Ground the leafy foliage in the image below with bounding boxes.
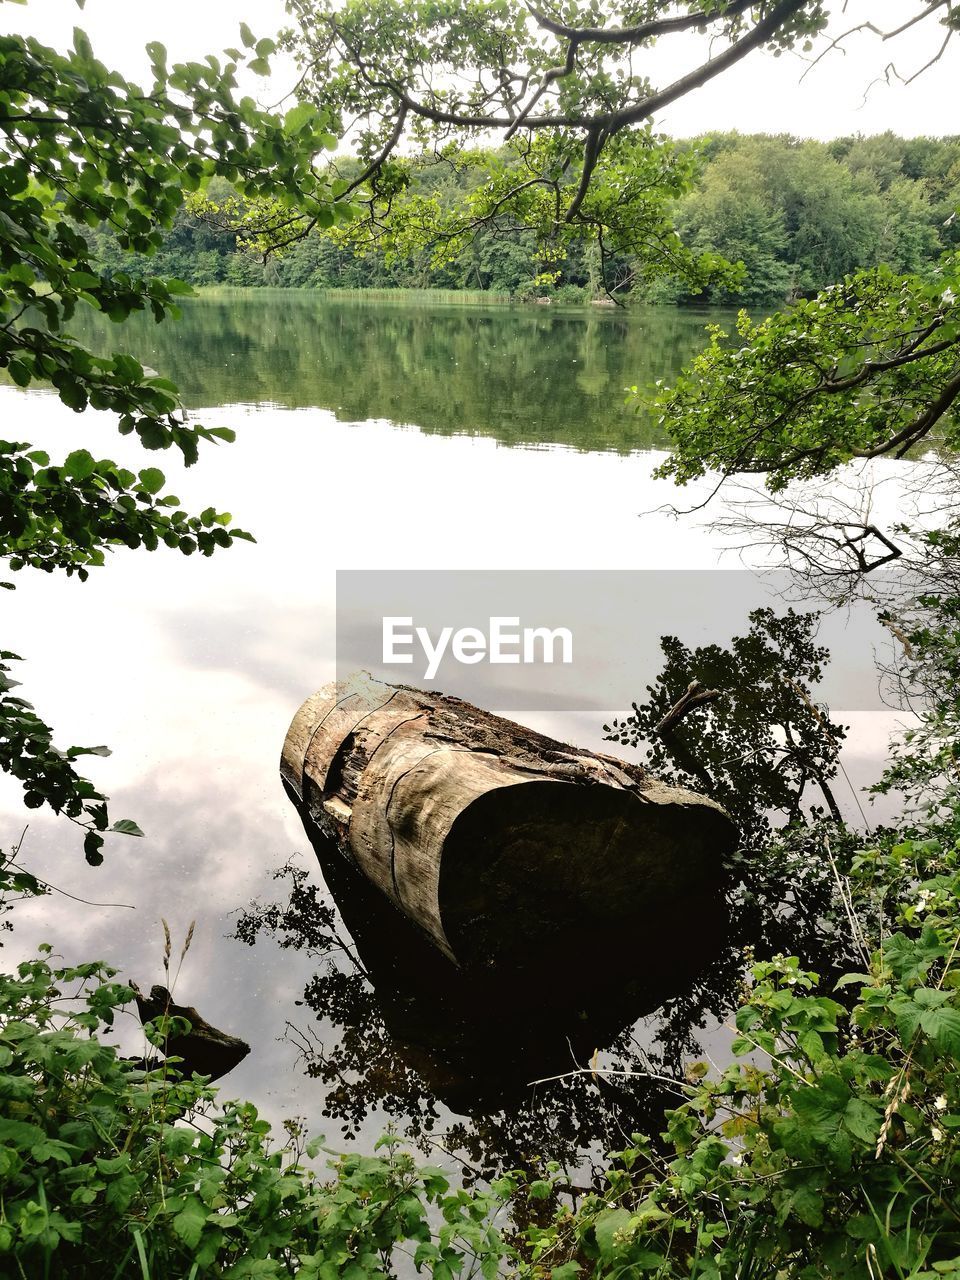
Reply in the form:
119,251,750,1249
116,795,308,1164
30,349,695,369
518,822,960,1279
0,652,141,864
0,20,348,451
85,132,960,304
0,948,516,1276
651,259,960,488
874,533,960,825
9,699,960,1277
0,7,354,845
283,0,830,246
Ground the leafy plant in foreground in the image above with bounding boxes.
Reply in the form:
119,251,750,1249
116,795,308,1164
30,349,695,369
516,821,960,1280
0,946,516,1277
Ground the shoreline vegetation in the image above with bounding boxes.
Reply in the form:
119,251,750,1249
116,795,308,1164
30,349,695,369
192,284,516,304
87,132,960,309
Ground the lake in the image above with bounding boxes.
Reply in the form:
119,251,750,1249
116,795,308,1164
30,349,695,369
0,291,906,1182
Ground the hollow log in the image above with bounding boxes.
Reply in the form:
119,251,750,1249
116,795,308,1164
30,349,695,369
281,674,736,969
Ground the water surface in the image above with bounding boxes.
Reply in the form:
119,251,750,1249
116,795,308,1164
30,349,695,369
62,290,728,451
1,292,903,1183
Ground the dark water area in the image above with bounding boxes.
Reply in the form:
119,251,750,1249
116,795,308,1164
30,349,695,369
232,792,730,1184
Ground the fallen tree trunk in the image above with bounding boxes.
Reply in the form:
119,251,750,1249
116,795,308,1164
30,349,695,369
281,674,735,969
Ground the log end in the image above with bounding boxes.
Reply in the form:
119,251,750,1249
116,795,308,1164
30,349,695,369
439,778,735,985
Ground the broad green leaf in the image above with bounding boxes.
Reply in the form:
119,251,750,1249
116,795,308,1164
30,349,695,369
64,449,97,479
111,818,145,836
593,1208,633,1261
172,1194,207,1248
921,1007,960,1057
138,467,165,495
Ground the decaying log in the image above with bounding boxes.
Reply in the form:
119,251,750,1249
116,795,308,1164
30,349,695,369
131,983,250,1081
282,674,736,970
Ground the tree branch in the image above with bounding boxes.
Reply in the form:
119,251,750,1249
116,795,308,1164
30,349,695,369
525,0,756,48
655,680,721,736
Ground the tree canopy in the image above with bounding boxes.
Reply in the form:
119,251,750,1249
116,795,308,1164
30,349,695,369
84,133,960,305
652,258,960,489
285,0,831,221
274,3,957,277
268,0,960,493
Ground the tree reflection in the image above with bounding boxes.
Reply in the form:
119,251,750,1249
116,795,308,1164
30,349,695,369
606,607,848,847
59,293,724,452
236,807,704,1184
606,606,865,1059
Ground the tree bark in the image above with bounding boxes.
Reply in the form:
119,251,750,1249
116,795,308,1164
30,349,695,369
281,674,736,969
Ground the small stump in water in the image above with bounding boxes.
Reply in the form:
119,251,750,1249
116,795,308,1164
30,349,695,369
281,674,735,987
131,984,250,1081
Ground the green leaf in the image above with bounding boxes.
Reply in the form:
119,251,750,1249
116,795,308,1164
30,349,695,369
172,1195,207,1249
0,1119,45,1146
921,1007,960,1057
284,103,316,134
136,421,168,450
145,41,167,68
844,1098,880,1144
84,831,104,866
112,353,144,383
31,1138,76,1165
68,270,100,289
593,1208,632,1261
111,818,144,837
788,1183,824,1228
137,467,165,495
64,449,97,480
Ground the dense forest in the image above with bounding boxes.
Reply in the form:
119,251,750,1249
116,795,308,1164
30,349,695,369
87,131,960,305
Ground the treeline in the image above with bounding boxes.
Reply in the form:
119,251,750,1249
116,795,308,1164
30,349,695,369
88,131,960,305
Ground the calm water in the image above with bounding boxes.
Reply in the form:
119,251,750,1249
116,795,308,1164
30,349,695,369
61,289,728,451
1,292,903,1184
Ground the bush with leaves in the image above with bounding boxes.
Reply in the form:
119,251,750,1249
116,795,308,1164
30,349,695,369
516,819,960,1280
9,810,960,1277
0,941,516,1277
649,260,960,492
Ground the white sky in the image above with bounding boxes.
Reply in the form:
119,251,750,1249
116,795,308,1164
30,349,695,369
3,0,957,140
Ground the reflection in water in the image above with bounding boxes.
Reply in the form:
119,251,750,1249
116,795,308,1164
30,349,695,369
232,614,867,1183
236,792,730,1182
1,304,896,1174
59,292,728,452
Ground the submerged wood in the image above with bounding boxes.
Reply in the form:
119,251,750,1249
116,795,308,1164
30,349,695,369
281,674,735,967
293,811,730,1113
132,983,250,1081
